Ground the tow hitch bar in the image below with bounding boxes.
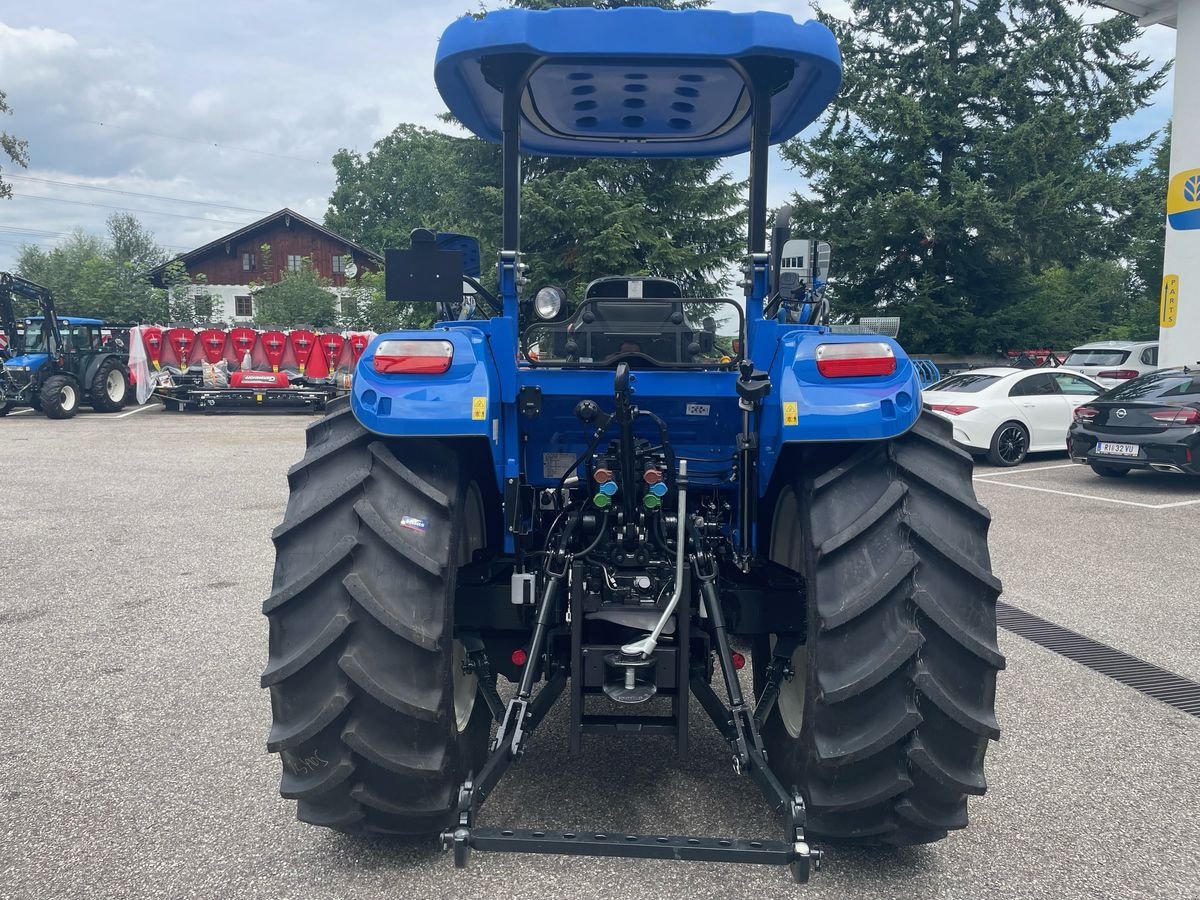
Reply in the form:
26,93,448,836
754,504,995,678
443,783,822,883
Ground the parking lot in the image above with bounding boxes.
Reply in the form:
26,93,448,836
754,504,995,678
1,409,1198,900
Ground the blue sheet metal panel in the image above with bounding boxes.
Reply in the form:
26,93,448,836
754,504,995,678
435,8,841,158
758,327,922,489
26,316,105,326
3,352,48,371
351,327,498,443
515,367,741,487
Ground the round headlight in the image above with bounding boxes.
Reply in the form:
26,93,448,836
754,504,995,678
534,286,565,320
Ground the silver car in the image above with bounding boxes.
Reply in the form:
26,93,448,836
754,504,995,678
1060,340,1159,389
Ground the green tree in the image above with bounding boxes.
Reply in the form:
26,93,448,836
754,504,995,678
252,259,339,327
782,0,1167,353
15,214,168,321
16,231,110,315
326,125,492,255
337,269,409,332
1108,126,1171,340
160,259,213,325
326,0,745,302
1,89,29,200
105,213,168,322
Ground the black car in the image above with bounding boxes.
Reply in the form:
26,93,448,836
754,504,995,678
1068,368,1200,477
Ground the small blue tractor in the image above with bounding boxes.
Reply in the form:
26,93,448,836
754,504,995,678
0,272,132,418
262,7,1003,883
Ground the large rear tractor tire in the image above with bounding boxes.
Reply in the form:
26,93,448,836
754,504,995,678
90,358,130,412
758,411,1003,845
262,397,492,835
40,374,80,419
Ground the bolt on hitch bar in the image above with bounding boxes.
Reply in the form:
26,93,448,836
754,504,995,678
442,643,823,883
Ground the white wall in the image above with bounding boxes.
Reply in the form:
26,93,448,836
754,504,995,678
194,283,352,324
1160,0,1200,367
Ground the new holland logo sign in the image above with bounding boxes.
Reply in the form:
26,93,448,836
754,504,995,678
1167,168,1200,231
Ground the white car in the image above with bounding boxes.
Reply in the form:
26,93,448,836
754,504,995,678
1059,340,1159,389
923,367,1107,466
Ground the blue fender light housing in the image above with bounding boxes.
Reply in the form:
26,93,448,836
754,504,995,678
816,342,896,378
374,339,454,375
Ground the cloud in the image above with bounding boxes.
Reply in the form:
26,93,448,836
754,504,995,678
0,2,1177,273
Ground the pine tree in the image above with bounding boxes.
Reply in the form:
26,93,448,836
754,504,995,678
781,0,1166,353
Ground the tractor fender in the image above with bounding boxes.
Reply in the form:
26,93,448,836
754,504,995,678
351,325,499,450
758,329,923,491
80,352,128,393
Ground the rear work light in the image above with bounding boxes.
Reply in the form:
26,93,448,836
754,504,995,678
816,342,896,378
1074,406,1099,424
373,339,454,374
1150,408,1200,425
1097,369,1139,380
928,403,977,416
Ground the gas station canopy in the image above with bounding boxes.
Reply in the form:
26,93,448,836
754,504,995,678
1098,0,1178,27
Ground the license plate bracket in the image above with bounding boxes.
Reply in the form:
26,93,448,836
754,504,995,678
1095,442,1139,457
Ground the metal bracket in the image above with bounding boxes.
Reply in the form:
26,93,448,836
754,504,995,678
753,641,797,731
444,778,477,869
461,641,506,723
492,695,529,752
786,793,823,884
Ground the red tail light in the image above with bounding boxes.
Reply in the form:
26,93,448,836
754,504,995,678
928,403,977,416
816,342,896,378
373,339,453,374
1097,369,1139,380
1074,406,1098,423
1150,408,1200,425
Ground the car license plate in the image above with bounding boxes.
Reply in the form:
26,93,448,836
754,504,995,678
1095,442,1139,457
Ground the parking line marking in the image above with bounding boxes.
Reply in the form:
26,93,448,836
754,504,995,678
973,478,1200,509
110,404,156,419
7,407,35,415
974,464,1077,478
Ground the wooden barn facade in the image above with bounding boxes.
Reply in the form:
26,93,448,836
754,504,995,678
147,208,382,322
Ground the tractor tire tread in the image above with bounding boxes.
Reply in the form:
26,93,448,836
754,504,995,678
263,405,488,835
89,357,129,413
763,410,1002,845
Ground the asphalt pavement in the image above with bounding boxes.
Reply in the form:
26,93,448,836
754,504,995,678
1,410,1197,900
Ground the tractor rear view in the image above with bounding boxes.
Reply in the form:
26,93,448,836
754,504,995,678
261,7,1002,884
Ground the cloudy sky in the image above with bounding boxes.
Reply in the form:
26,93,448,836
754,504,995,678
0,1,1178,272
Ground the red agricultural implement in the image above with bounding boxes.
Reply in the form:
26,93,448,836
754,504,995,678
141,324,369,412
1005,348,1064,368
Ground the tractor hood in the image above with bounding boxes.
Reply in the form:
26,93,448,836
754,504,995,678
435,7,842,158
3,352,49,371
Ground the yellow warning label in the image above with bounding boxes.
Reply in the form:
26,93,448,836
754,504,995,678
472,396,487,420
783,401,799,427
1161,274,1179,328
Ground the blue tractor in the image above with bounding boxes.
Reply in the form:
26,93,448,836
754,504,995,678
0,272,132,418
261,8,1002,883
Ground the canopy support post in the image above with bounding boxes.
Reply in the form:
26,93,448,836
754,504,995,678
747,77,772,260
502,74,521,257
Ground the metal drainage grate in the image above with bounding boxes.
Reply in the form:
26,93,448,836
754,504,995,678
997,602,1200,718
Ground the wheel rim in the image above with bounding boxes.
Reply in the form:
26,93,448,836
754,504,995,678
769,486,808,739
60,384,77,410
452,482,486,733
106,369,124,401
997,425,1027,464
